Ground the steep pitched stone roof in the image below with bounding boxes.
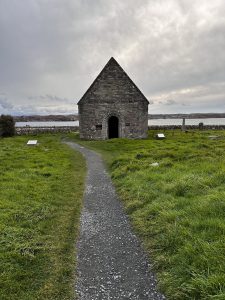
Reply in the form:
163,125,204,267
78,57,149,105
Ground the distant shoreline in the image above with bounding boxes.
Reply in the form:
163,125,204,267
13,114,79,122
12,113,225,122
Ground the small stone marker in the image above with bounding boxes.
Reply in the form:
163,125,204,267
156,133,165,139
199,122,204,130
27,140,38,145
181,118,186,131
150,162,159,167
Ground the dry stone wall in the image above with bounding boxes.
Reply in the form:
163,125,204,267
148,125,225,130
15,125,225,136
16,126,79,135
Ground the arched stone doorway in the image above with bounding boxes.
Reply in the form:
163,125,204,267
108,116,119,139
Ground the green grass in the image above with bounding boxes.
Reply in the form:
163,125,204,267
0,134,86,300
68,130,225,300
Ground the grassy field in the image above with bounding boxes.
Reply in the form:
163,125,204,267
0,134,86,300
69,130,225,300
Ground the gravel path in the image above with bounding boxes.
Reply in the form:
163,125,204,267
67,142,166,300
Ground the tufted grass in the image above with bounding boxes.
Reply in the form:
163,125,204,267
68,130,225,300
0,134,86,300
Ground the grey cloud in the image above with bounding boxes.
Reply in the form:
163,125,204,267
165,99,176,105
157,99,188,106
125,2,225,90
28,95,72,103
0,0,224,114
152,81,225,113
0,97,13,110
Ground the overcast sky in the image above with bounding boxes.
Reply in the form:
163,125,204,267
0,0,225,115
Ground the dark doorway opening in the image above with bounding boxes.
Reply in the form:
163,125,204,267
108,116,119,139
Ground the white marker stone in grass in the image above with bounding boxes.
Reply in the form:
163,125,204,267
156,133,165,139
27,140,38,145
150,162,159,167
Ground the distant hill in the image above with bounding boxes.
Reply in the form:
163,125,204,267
13,113,225,122
14,114,79,122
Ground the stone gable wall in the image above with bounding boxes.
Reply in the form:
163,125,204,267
79,59,148,140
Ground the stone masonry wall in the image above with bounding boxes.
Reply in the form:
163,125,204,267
16,126,79,135
15,124,225,136
79,101,148,140
148,125,225,130
78,58,149,140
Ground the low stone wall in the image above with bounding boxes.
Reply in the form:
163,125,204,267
16,126,79,135
148,125,225,130
16,124,225,136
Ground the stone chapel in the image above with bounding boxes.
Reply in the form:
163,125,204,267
78,57,149,140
